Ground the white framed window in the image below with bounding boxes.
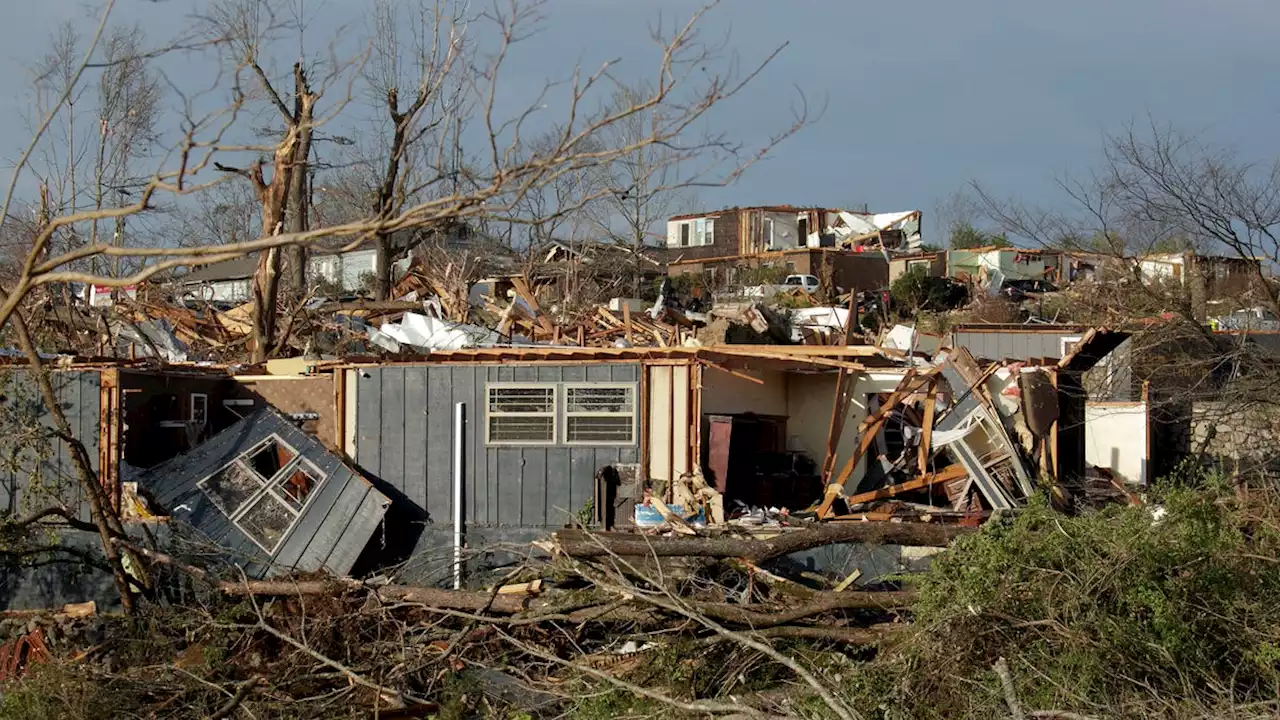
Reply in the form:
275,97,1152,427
703,218,714,245
564,384,636,445
197,435,324,554
190,393,208,429
486,384,557,445
1061,336,1082,359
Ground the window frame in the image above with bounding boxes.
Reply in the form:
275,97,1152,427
190,393,209,430
484,383,559,446
679,222,691,247
1063,335,1119,399
196,434,325,554
562,382,637,447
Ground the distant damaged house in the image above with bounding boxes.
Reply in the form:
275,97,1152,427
657,206,912,294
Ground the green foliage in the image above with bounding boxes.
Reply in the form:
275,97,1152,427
313,276,346,298
665,272,708,298
948,221,1010,249
737,265,790,287
889,268,959,314
575,498,595,527
852,481,1280,718
567,690,664,719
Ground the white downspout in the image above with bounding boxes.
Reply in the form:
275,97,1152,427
453,402,466,590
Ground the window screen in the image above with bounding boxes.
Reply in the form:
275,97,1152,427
565,385,635,444
486,385,556,444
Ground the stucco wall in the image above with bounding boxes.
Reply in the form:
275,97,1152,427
701,368,788,417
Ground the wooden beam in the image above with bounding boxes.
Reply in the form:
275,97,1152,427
623,304,634,344
709,347,868,372
843,464,967,506
697,359,765,385
917,378,936,475
820,368,856,482
818,370,925,519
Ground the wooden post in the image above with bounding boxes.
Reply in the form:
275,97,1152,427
917,378,936,475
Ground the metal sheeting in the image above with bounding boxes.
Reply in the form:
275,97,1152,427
136,407,389,578
353,363,641,529
952,330,1078,363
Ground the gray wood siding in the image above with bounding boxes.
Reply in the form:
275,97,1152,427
354,364,641,529
0,370,100,516
136,407,389,578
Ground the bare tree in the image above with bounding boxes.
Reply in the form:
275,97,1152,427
975,122,1280,479
0,1,802,322
362,0,469,300
589,81,696,253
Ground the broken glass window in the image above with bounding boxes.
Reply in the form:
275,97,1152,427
202,461,260,516
237,493,295,552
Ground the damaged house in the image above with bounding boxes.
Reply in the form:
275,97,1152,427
655,206,916,297
0,362,389,608
327,338,1123,581
0,329,1129,603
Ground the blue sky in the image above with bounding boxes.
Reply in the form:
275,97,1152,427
2,0,1277,238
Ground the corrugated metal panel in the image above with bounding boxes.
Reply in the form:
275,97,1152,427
354,364,640,530
952,331,1073,362
136,407,388,578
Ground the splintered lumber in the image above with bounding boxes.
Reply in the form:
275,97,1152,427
511,276,556,336
821,293,862,481
918,378,937,475
843,464,968,507
495,580,544,596
817,369,932,518
550,523,972,563
316,300,424,314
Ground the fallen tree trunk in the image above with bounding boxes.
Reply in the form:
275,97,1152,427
218,579,535,614
551,524,972,563
692,590,917,628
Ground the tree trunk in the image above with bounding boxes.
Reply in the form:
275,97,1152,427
372,87,429,301
251,247,282,364
283,64,315,298
375,234,393,300
550,524,971,563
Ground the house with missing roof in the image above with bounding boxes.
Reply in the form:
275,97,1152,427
0,331,1127,605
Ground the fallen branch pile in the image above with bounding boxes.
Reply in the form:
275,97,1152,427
4,525,969,718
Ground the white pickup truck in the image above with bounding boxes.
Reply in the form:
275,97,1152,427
744,274,821,298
